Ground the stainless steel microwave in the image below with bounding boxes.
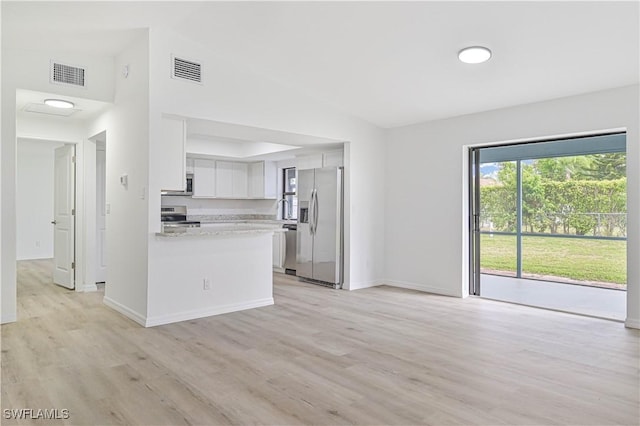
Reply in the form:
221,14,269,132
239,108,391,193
161,173,193,196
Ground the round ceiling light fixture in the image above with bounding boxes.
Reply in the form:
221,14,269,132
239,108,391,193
458,46,492,64
44,99,75,109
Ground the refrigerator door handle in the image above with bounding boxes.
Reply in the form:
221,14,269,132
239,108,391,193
309,188,316,235
313,189,319,235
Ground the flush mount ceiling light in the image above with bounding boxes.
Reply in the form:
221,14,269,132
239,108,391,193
458,46,492,64
44,98,75,109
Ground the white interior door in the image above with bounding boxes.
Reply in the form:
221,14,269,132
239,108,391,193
53,144,75,289
96,145,107,283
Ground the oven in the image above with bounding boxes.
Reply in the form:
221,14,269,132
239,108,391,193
160,205,200,232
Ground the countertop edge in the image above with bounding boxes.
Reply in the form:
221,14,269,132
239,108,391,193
155,228,286,238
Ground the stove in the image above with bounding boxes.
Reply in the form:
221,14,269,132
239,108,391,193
161,206,200,232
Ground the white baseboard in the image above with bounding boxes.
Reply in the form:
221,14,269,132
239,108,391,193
1,313,17,324
103,296,147,327
384,279,461,297
625,318,640,329
345,279,384,291
145,297,274,327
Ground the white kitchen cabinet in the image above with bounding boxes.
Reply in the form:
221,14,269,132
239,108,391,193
296,150,344,170
186,157,195,174
215,161,234,198
158,116,186,191
232,163,248,198
296,153,323,170
323,149,344,167
248,162,265,198
264,161,277,198
247,161,277,199
272,232,285,271
192,159,216,197
216,161,248,198
206,160,277,199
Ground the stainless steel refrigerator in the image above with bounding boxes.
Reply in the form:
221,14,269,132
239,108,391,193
296,167,343,288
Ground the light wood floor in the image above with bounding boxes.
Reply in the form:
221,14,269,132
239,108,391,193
2,259,639,425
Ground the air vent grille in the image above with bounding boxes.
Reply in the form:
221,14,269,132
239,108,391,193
51,61,86,87
172,56,202,84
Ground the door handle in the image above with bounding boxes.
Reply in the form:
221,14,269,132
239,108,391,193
313,190,319,233
51,220,57,225
309,189,316,235
473,214,480,232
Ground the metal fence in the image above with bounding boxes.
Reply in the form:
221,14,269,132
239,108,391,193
481,212,627,239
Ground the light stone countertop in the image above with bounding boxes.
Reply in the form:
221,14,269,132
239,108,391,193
156,222,288,238
192,218,297,225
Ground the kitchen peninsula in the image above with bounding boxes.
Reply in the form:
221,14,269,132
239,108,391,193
145,223,285,327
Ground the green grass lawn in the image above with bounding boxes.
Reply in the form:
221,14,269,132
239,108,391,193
480,234,627,284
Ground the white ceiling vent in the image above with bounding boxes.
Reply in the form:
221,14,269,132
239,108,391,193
50,60,86,87
171,55,202,84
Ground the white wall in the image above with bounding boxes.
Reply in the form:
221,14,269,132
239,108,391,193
0,4,3,323
16,139,62,260
2,47,114,321
384,85,640,328
17,112,86,143
147,27,386,298
86,33,150,321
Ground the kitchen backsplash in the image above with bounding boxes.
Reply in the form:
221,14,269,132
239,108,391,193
161,196,277,217
188,214,277,222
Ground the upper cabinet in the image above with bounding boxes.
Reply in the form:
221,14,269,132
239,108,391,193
192,158,216,198
247,162,265,198
296,153,323,170
186,157,277,199
231,162,248,198
158,116,186,191
322,149,344,168
215,161,234,198
296,149,344,170
186,157,195,174
215,161,249,199
248,161,277,199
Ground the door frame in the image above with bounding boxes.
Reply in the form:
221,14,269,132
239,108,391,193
463,128,629,299
469,147,481,296
95,138,107,283
15,131,109,294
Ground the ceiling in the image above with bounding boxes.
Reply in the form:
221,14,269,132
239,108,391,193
16,90,111,121
184,117,343,161
3,1,639,128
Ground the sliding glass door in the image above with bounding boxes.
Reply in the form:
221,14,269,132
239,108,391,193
469,133,627,319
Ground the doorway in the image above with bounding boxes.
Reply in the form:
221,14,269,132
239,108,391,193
17,139,76,290
470,133,627,320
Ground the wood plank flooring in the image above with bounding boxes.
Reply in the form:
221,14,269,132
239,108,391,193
2,259,639,425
